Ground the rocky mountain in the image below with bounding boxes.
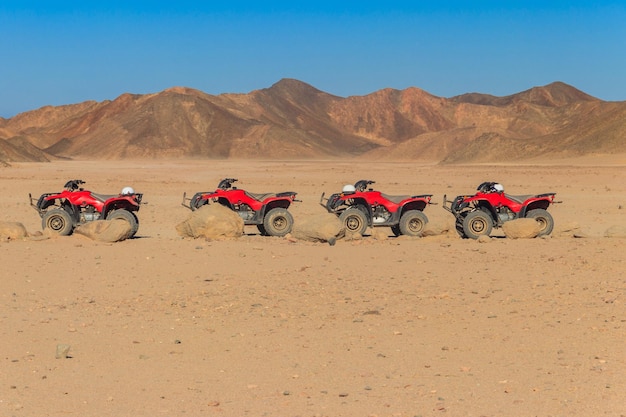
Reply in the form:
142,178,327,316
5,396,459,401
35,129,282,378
1,79,624,164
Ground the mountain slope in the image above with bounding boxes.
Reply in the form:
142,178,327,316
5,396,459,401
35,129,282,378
0,79,624,164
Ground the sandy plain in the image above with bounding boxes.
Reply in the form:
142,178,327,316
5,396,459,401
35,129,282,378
1,158,625,417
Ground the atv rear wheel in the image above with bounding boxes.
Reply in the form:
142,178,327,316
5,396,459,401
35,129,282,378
526,208,554,236
263,208,293,237
339,208,368,235
399,210,428,237
462,210,493,239
107,209,139,238
256,224,267,236
391,225,401,237
42,208,74,235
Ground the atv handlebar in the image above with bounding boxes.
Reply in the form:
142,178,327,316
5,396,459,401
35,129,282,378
354,179,375,192
64,179,85,191
218,178,238,190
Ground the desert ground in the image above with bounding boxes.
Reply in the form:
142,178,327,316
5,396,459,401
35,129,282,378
1,157,625,417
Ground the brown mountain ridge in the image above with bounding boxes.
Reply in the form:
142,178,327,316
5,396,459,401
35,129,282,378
1,79,625,164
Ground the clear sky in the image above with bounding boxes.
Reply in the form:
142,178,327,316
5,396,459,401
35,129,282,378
1,1,625,118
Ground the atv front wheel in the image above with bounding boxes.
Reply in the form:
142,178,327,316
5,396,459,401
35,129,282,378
190,194,207,211
526,209,554,237
399,210,428,237
462,210,493,239
42,208,74,235
339,208,368,235
453,212,468,238
107,209,139,238
263,208,293,237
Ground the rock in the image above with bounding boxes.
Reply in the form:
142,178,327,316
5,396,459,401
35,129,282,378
55,344,71,359
605,225,626,238
291,213,343,244
422,220,449,237
176,204,244,239
343,230,363,241
554,221,583,238
0,221,28,240
370,227,389,240
477,235,491,243
502,218,541,239
74,219,134,242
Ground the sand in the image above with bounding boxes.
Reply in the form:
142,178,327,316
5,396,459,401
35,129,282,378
1,159,625,416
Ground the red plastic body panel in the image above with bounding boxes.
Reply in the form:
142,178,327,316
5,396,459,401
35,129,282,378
44,190,140,214
199,189,295,211
464,191,555,214
338,190,430,213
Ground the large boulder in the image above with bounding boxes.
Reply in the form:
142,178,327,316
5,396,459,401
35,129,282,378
0,221,28,240
502,218,542,239
74,219,133,242
176,204,244,239
290,213,343,244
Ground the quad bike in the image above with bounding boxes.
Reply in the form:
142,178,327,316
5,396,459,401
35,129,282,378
29,179,142,236
443,181,558,239
182,178,298,237
320,179,432,236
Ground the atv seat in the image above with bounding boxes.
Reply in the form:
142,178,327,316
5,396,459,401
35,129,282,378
381,193,411,204
505,194,533,204
245,192,276,202
91,193,118,202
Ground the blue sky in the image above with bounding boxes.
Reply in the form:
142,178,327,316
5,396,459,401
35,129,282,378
1,1,625,118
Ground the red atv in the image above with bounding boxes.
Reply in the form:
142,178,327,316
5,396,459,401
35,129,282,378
320,180,432,236
29,179,142,236
182,178,298,237
443,181,557,239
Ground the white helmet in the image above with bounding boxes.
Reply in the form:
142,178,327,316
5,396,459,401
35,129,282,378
342,184,356,194
493,183,504,193
121,186,135,195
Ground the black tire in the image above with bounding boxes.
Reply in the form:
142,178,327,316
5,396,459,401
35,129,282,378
453,212,468,238
391,224,401,237
263,208,293,237
257,224,267,236
526,208,554,236
107,209,139,238
42,208,74,235
455,218,466,238
462,210,493,239
339,207,368,235
398,210,428,237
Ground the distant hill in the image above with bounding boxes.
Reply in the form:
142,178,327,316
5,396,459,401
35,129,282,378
1,79,625,164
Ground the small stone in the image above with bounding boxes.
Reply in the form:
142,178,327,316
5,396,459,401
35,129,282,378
55,344,71,359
